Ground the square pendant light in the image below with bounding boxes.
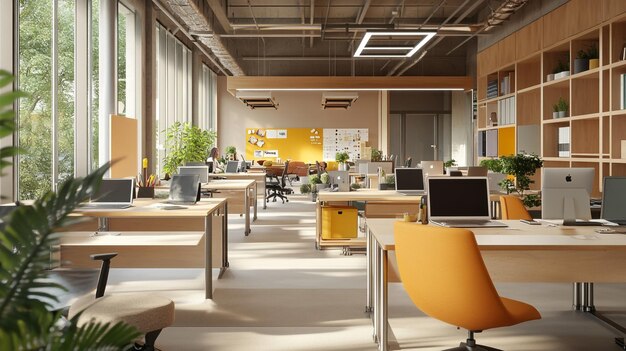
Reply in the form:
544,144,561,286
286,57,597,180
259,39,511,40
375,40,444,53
353,31,436,58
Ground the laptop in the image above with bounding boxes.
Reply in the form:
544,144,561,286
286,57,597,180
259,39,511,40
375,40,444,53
395,168,424,195
427,176,507,228
225,160,239,173
601,177,626,225
467,166,488,177
178,165,209,184
167,174,201,205
81,178,134,209
421,161,444,177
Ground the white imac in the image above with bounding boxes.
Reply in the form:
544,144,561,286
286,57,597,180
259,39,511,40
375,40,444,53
541,168,594,222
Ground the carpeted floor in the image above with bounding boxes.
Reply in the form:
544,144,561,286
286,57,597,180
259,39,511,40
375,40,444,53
74,194,624,350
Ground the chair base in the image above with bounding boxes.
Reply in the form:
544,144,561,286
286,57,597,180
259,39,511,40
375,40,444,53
443,342,502,351
129,329,162,351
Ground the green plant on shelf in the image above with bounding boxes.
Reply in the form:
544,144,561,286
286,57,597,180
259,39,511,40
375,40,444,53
553,104,559,113
557,97,568,112
553,60,569,74
587,44,599,60
335,151,349,163
576,49,589,60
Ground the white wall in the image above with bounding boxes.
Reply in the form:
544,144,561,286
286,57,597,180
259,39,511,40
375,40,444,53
217,76,380,158
451,91,473,166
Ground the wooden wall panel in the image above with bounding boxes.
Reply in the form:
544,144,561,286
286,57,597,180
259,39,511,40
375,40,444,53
567,0,603,37
543,5,570,47
603,0,626,21
497,34,516,68
516,19,543,59
480,45,498,74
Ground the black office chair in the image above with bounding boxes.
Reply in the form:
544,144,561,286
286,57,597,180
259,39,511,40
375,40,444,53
266,160,292,203
68,253,175,351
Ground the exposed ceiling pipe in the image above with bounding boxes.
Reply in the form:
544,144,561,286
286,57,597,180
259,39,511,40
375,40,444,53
153,0,229,76
310,0,315,47
158,0,245,76
347,0,372,52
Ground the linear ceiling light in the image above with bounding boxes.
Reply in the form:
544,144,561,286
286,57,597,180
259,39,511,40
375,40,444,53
354,32,436,58
236,88,464,91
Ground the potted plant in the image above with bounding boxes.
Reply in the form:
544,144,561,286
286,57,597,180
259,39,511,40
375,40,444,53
300,183,311,195
162,121,216,177
379,174,395,190
557,97,568,118
479,157,504,173
371,148,383,162
443,159,457,174
309,174,322,201
554,60,570,79
552,104,559,119
587,44,599,69
574,49,590,74
319,172,331,191
335,151,350,171
499,153,543,208
350,183,362,191
225,146,237,160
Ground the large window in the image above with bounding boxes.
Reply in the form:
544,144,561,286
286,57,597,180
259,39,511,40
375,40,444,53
117,2,136,116
155,24,192,176
198,64,217,132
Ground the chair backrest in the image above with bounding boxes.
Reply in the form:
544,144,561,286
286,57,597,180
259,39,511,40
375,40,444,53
280,161,290,186
394,222,510,331
499,195,532,220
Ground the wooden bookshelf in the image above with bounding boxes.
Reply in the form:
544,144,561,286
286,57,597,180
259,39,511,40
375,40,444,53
476,0,626,194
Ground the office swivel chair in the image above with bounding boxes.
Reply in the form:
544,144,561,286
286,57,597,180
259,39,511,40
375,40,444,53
394,222,541,351
69,253,175,351
266,160,291,203
499,195,532,220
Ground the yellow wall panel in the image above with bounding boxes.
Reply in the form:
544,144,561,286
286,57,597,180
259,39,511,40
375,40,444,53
245,128,323,163
498,127,516,157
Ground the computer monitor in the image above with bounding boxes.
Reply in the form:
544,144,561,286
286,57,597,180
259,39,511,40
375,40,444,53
178,165,209,184
427,177,491,221
225,160,239,173
91,179,135,204
328,170,350,192
541,188,591,221
541,167,594,195
421,161,444,177
394,168,424,191
601,177,626,222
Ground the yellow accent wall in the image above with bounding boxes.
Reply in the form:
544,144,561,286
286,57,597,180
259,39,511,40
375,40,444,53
498,127,516,157
245,128,323,163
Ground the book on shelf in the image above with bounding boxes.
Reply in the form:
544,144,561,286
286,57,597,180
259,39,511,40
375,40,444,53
499,72,515,96
621,74,626,109
496,96,516,125
486,129,498,157
477,131,487,157
558,126,570,158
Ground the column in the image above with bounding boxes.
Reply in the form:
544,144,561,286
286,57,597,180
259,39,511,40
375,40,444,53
99,0,117,169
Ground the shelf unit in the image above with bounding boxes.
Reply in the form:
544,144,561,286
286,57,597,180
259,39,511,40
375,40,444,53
476,1,626,197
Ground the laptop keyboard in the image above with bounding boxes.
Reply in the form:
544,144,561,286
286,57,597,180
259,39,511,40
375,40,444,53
433,220,507,228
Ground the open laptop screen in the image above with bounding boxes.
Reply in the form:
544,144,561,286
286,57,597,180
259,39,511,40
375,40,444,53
428,177,490,219
395,168,424,191
601,177,626,221
225,161,239,173
92,179,134,203
170,174,200,202
178,166,209,184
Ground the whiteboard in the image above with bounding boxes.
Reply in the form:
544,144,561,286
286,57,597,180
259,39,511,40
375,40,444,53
322,128,368,161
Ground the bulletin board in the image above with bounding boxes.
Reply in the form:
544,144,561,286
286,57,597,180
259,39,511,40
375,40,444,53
245,128,369,163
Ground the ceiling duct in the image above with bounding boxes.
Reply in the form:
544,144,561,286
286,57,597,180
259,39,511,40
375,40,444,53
236,91,278,110
159,0,245,76
322,92,358,110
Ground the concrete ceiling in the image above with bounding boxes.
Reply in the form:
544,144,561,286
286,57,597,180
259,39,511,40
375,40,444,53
162,0,513,76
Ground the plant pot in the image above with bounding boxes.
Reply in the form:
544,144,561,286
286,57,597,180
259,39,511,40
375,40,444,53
553,111,559,119
136,187,155,199
558,110,567,118
338,162,349,171
589,58,599,69
378,183,395,190
315,184,329,192
546,73,554,82
555,71,570,79
574,58,589,74
311,192,317,202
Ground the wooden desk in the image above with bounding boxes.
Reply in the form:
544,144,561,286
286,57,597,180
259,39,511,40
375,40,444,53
315,190,422,250
208,172,267,209
71,198,227,299
203,179,257,236
366,219,626,351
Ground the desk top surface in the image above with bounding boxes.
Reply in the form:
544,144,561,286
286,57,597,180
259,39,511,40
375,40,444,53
367,218,626,250
202,179,255,190
58,231,204,246
208,172,266,179
318,190,422,202
74,198,226,218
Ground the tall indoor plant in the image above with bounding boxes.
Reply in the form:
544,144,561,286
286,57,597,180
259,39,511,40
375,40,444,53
0,70,139,350
162,121,216,176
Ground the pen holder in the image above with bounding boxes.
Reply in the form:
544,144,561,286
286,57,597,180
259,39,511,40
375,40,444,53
137,187,155,199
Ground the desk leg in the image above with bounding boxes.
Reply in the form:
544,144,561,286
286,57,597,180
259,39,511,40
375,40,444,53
366,227,373,313
373,242,380,343
378,247,389,351
577,282,626,345
222,201,229,270
253,183,258,221
245,187,251,236
204,214,213,300
262,178,267,209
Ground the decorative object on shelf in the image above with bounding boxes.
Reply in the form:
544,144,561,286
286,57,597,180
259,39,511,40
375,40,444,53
499,153,544,208
558,126,570,158
587,44,599,69
546,73,554,82
557,97,568,118
622,140,626,159
371,148,382,162
574,49,589,74
335,151,350,171
620,73,626,110
379,174,395,190
162,121,217,177
552,104,559,119
553,60,570,79
622,44,626,61
489,112,498,126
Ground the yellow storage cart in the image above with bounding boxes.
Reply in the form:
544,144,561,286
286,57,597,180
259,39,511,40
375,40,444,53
321,206,358,239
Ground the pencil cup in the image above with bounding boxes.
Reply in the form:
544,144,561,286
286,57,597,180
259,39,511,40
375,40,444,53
137,187,155,199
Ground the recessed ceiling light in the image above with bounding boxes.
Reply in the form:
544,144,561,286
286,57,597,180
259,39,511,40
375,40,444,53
353,31,436,58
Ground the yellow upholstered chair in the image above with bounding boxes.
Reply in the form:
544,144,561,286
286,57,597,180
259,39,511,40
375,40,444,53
394,222,541,351
499,195,532,220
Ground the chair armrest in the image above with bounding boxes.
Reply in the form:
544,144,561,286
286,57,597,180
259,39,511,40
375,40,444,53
91,253,118,298
90,253,118,261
